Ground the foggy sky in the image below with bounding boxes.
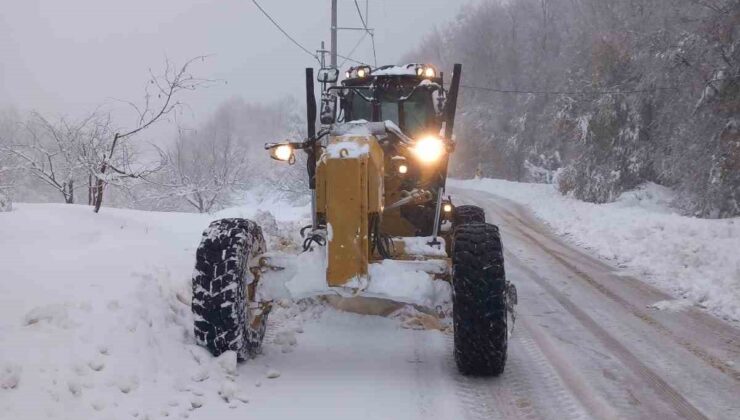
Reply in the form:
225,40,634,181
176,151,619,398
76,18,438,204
1,0,473,127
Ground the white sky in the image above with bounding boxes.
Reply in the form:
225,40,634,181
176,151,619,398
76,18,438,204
1,0,473,127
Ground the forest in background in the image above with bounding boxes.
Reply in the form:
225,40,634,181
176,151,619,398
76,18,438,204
410,0,739,217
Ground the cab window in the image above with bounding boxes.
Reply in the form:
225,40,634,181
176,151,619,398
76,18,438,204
402,91,435,137
349,93,372,121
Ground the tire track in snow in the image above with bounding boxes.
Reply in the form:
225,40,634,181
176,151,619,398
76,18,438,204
450,187,733,418
491,198,740,383
506,321,592,420
507,253,709,420
446,328,588,420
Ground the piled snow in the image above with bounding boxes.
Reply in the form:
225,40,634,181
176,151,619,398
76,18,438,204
255,249,330,301
371,64,420,76
451,178,740,321
400,236,448,257
0,201,307,419
0,199,459,419
256,250,451,308
330,121,387,137
366,260,451,308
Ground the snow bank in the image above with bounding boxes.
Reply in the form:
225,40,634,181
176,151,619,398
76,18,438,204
451,179,740,321
0,196,457,418
0,199,310,419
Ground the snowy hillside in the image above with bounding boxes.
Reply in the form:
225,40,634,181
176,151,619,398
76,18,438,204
451,179,740,322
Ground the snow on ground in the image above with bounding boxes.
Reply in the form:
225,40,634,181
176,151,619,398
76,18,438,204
0,200,460,419
451,178,740,322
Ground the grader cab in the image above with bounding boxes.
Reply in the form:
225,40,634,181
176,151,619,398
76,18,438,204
191,63,517,376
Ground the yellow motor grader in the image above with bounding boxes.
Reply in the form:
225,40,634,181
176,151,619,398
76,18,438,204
191,63,517,376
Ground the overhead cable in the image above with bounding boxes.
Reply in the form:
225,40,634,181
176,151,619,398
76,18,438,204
251,0,320,64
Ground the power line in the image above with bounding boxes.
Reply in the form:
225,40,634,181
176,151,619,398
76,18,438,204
369,34,377,67
353,0,369,30
337,51,369,66
339,32,368,68
353,0,377,67
251,0,319,64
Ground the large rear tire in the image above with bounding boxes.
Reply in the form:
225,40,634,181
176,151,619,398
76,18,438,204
452,222,508,376
453,205,486,227
192,218,267,361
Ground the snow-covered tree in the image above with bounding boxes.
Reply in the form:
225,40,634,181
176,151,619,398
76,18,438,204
89,57,211,213
128,96,307,213
408,0,740,217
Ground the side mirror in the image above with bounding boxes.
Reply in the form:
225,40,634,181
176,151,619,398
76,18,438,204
265,142,296,164
320,94,337,125
317,67,339,84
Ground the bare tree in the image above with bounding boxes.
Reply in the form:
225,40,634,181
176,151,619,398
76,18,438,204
0,112,95,204
0,112,20,210
91,56,212,212
0,57,209,211
161,120,249,213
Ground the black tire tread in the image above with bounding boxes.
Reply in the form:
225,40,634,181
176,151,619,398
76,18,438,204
452,222,508,376
192,218,266,361
453,205,486,227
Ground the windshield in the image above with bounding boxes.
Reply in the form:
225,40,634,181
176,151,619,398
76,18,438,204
348,90,436,137
350,93,373,121
401,90,435,137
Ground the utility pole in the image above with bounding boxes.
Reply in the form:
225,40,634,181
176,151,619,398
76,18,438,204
331,0,338,70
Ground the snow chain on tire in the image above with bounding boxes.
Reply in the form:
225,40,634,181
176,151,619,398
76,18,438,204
452,222,508,376
192,218,267,361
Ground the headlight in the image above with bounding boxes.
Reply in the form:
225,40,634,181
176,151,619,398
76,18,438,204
412,136,446,163
416,66,436,78
274,145,293,161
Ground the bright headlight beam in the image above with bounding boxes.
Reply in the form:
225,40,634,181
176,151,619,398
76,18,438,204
412,136,445,163
274,145,293,161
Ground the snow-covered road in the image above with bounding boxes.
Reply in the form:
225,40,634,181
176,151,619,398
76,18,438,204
450,186,740,419
1,185,739,419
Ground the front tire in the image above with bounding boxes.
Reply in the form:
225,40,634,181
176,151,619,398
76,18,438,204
192,218,267,361
452,222,508,376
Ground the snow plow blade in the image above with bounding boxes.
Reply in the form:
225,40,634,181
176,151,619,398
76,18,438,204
251,247,452,310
